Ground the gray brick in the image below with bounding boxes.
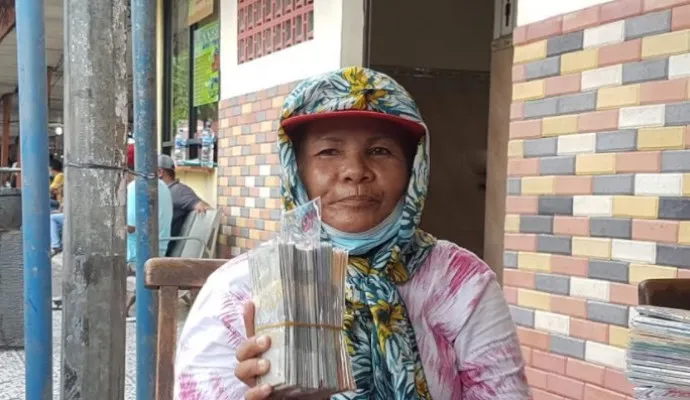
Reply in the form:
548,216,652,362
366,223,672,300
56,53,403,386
665,102,690,126
657,244,690,268
588,301,629,327
240,227,250,238
240,208,250,217
622,59,668,84
507,178,521,195
557,91,597,115
269,209,282,221
524,137,558,158
547,31,584,56
524,97,559,119
596,130,637,153
241,125,251,134
593,174,634,195
535,273,570,295
540,156,576,175
590,217,632,239
659,197,690,221
525,57,561,80
520,215,553,234
539,196,573,215
509,306,535,328
662,150,690,172
537,234,572,255
551,334,585,359
504,251,518,269
625,10,672,40
270,187,281,198
588,260,629,283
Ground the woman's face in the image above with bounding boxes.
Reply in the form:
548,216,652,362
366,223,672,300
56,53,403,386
295,117,414,234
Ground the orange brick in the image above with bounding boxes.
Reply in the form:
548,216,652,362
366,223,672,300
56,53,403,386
554,176,593,195
616,151,661,173
522,346,533,365
532,349,566,374
645,0,690,12
632,219,680,243
584,385,627,400
551,294,588,318
510,119,542,139
506,196,539,214
526,16,563,42
504,269,536,289
599,39,642,67
609,283,639,306
545,73,581,97
526,366,549,390
513,25,528,45
563,5,601,32
679,269,690,278
551,255,589,277
547,373,585,400
570,318,609,342
532,388,567,400
513,64,526,82
673,4,690,30
518,327,551,351
578,109,619,132
504,233,538,251
605,368,634,395
567,358,606,385
553,216,590,236
504,286,518,304
640,78,688,104
601,0,643,23
508,158,540,176
511,102,524,121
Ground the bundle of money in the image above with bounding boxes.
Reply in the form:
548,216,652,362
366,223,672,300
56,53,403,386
248,239,355,398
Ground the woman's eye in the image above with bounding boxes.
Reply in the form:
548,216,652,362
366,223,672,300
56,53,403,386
317,148,338,156
369,147,391,156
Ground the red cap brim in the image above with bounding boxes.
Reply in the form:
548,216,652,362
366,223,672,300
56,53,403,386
281,110,426,139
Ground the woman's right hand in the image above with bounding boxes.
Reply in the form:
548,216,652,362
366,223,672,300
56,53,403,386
235,301,273,400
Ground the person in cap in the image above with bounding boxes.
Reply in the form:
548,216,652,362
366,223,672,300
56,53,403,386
174,67,529,399
158,153,211,254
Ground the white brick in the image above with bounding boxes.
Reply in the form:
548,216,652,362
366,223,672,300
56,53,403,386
534,311,570,335
619,105,665,129
245,176,256,187
629,307,640,327
570,277,610,301
230,206,241,217
259,165,271,176
581,65,623,90
557,133,596,155
245,197,256,208
612,239,657,264
573,195,613,217
669,53,690,79
259,187,271,198
634,173,684,196
584,21,625,48
585,341,627,369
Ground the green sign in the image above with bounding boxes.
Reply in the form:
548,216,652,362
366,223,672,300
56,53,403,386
193,21,220,107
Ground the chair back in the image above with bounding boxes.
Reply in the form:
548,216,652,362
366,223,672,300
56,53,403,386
145,257,228,400
638,279,690,311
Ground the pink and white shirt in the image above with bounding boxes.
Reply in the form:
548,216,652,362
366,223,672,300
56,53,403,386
175,240,530,399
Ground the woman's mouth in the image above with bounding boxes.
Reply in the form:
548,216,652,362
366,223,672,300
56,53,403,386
335,195,380,207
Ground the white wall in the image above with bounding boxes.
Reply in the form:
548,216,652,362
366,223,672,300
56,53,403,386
517,0,612,26
220,0,364,99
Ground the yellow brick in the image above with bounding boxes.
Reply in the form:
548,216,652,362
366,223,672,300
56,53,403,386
230,187,241,196
679,221,690,244
596,85,640,110
220,118,230,129
271,96,285,108
517,251,551,272
504,214,520,232
245,155,256,165
508,140,524,158
642,30,690,59
629,264,678,284
260,121,273,132
613,196,659,219
245,135,256,145
241,103,253,114
219,157,229,167
638,127,686,150
514,40,547,64
231,146,242,156
260,143,273,154
219,138,230,148
542,115,578,136
575,153,616,175
609,326,631,349
561,48,599,74
230,166,241,176
265,221,280,232
517,289,551,311
232,126,242,136
521,177,555,195
684,173,690,195
513,80,545,101
249,229,262,240
572,237,611,259
265,176,281,187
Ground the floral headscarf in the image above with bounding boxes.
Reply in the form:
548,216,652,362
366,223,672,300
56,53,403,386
278,67,436,399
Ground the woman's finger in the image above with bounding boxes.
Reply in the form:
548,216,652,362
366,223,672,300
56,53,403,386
234,357,270,385
244,383,272,400
243,301,256,338
236,335,271,362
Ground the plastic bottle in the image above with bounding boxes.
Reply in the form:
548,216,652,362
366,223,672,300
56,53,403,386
173,128,187,164
199,120,215,167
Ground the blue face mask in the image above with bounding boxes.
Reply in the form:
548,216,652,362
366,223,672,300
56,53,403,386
323,200,404,256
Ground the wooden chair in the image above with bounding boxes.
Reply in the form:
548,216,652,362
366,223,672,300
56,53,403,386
145,257,228,400
638,279,690,311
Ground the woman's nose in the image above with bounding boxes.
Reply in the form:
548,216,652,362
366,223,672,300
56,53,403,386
341,154,374,183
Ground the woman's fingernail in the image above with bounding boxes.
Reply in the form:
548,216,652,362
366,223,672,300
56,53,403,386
256,335,268,347
258,359,269,371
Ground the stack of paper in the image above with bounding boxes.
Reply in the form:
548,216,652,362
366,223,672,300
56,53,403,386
627,305,690,399
248,239,355,398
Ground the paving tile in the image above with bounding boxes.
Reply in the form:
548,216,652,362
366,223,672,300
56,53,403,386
563,5,601,32
524,137,558,158
579,109,620,132
601,0,643,23
669,53,690,79
665,102,690,126
558,133,596,155
573,195,614,217
554,176,594,195
600,38,642,67
596,130,638,153
619,104,666,128
662,150,690,171
612,239,657,264
582,65,624,90
539,196,574,215
525,57,562,80
524,97,559,119
589,260,630,283
622,59,669,84
514,80,547,102
592,174,635,195
553,216,590,236
634,173,684,195
541,155,576,175
551,333,586,359
542,115,579,136
657,243,690,268
584,20,625,48
545,73,582,96
632,219,679,243
537,234,573,255
587,341,627,370
535,273,571,295
520,215,554,234
557,91,597,115
588,300,630,327
591,217,633,239
673,4,690,30
629,263,678,283
561,49,599,75
507,178,521,195
548,31,585,56
509,305,535,328
597,84,641,110
534,310,571,335
641,30,690,59
504,251,519,269
624,10,672,40
659,196,690,220
640,78,689,104
612,195,660,219
571,276,611,301
637,126,686,150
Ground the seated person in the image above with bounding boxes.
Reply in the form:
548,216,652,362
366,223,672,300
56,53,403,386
49,158,64,211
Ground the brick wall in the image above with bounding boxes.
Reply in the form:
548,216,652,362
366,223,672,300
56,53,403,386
216,83,297,258
508,0,690,398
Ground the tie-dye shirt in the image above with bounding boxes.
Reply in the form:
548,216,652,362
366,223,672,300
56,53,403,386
174,241,530,400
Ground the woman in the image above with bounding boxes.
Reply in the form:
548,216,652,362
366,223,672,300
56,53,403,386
175,67,529,400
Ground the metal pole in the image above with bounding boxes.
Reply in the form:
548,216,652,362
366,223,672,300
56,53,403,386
61,0,128,398
15,0,52,398
131,0,159,398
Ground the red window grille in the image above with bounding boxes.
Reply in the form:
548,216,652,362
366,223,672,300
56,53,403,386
237,0,314,64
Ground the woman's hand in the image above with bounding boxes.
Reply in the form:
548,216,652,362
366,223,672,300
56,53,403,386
235,301,273,400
